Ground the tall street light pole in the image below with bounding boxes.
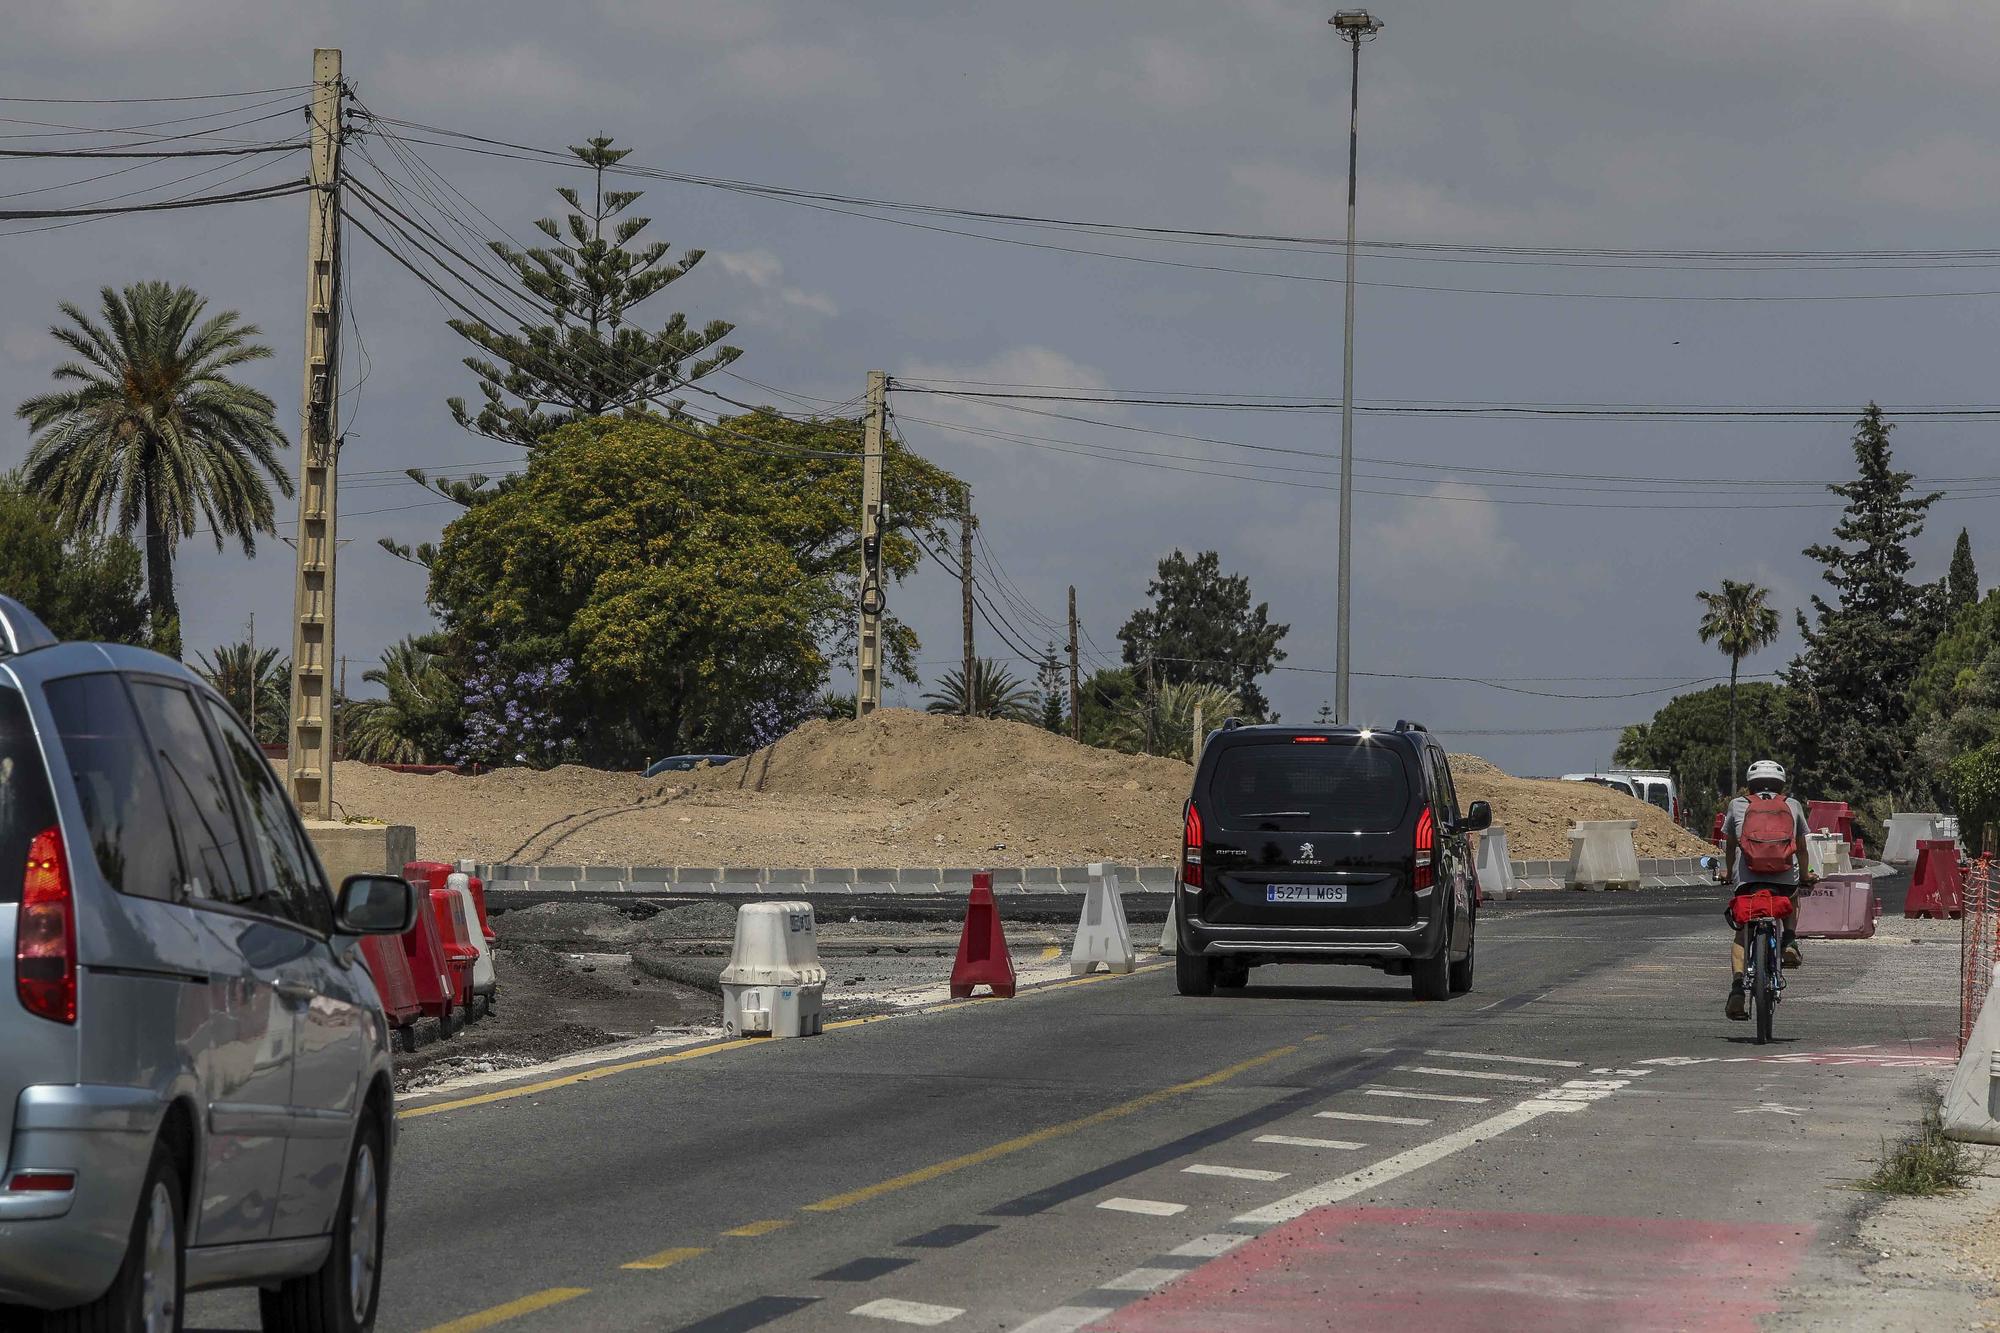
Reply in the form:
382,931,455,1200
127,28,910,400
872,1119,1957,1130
1330,10,1381,725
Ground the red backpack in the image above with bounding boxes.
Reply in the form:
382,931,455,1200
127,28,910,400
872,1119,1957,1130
1739,794,1798,876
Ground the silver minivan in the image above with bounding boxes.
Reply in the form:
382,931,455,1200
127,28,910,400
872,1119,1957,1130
0,598,414,1332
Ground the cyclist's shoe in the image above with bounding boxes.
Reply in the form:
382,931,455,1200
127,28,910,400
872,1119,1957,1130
1725,985,1749,1021
1782,943,1803,970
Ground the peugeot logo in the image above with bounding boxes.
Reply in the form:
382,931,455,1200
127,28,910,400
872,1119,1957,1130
1299,841,1316,860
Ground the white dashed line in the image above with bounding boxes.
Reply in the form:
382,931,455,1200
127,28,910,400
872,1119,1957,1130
1253,1134,1364,1150
1171,1233,1253,1258
1097,1197,1187,1217
1102,1268,1183,1292
1398,1065,1548,1084
1183,1164,1290,1181
1010,1308,1113,1333
1316,1109,1431,1126
1422,1049,1583,1068
853,1298,964,1326
1364,1087,1489,1105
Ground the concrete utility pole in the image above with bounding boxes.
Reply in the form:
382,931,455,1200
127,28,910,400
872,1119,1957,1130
1067,585,1080,741
856,370,887,717
1330,10,1381,726
959,487,976,716
287,47,344,818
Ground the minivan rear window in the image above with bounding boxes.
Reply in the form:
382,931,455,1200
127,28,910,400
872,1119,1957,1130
1209,741,1412,832
0,682,58,906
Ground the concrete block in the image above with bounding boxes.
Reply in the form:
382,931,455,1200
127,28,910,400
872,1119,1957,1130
629,866,675,883
1883,814,1943,865
302,821,417,889
901,868,947,885
854,867,900,884
537,865,583,881
983,867,1025,886
1134,867,1176,892
673,880,719,895
677,867,721,883
813,868,858,884
1566,820,1640,891
764,868,810,885
494,863,534,881
938,868,979,884
720,867,765,884
1023,866,1063,885
1070,864,1137,976
582,865,628,883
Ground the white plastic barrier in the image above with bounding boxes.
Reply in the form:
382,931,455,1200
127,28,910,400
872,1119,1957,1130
1475,827,1518,900
720,901,826,1038
1159,896,1178,955
445,873,496,1009
1805,833,1852,878
1944,987,2000,1145
1883,813,1943,865
1566,820,1641,891
1071,863,1136,976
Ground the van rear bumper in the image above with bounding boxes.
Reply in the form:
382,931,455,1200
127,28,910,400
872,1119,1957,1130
1183,903,1446,964
0,1084,164,1309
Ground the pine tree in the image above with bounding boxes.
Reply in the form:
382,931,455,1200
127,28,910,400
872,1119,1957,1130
1949,528,1979,617
1037,644,1068,733
1785,404,1944,803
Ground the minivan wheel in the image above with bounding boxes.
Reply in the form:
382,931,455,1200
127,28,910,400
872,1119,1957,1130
47,1139,183,1333
1411,942,1452,1001
1175,947,1216,997
1214,962,1251,990
259,1118,386,1333
1449,920,1476,995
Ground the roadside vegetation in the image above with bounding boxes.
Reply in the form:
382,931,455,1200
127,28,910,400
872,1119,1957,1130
1861,1100,1979,1196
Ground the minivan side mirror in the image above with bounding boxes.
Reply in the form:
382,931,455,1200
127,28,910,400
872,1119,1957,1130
335,875,418,935
1461,800,1493,833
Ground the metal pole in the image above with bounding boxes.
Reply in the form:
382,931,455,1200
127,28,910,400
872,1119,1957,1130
1335,27,1361,726
857,370,886,717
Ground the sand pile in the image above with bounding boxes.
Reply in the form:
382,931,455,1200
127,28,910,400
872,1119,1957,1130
1449,754,1714,859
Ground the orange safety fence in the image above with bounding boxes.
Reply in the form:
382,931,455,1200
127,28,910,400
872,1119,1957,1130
1964,859,2000,1052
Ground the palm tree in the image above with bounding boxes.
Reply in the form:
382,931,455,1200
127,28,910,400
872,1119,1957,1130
16,282,292,658
1697,579,1781,783
1110,680,1242,760
343,638,457,764
193,641,289,745
921,659,1040,722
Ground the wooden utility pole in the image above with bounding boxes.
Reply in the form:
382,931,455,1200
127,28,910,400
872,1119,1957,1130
1067,585,1080,741
856,370,886,717
959,487,976,716
287,48,343,819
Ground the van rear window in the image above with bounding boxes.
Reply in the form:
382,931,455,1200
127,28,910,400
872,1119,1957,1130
1209,741,1411,832
0,683,58,906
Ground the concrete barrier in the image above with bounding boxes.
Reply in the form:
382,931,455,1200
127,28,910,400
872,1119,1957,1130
1883,813,1943,865
720,902,826,1038
468,862,1178,896
1474,827,1518,901
1159,896,1178,954
1566,820,1641,891
1806,833,1852,878
1944,986,2000,1145
1070,863,1137,976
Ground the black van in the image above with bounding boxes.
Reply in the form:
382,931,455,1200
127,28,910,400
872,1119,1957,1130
1173,719,1489,1000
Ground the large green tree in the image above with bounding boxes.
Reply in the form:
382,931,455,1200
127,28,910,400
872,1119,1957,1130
193,641,290,745
1076,666,1139,749
1117,549,1288,719
1617,681,1789,831
921,659,1039,723
424,412,962,763
446,137,740,448
1783,405,1944,806
0,474,148,644
1948,528,1979,618
15,282,291,657
1695,578,1780,784
342,637,460,764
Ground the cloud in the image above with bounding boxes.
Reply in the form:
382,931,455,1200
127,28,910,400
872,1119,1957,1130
1360,482,1520,594
720,42,869,102
898,346,1119,437
711,249,838,320
379,44,613,116
1112,37,1225,111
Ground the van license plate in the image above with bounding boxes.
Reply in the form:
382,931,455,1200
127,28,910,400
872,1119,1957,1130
1266,885,1347,904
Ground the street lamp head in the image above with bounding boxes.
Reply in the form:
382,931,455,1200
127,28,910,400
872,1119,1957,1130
1330,10,1383,34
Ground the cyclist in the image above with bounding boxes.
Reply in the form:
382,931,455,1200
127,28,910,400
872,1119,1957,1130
1718,759,1814,1022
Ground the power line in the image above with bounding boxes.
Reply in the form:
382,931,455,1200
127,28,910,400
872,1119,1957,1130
0,176,309,221
0,85,313,106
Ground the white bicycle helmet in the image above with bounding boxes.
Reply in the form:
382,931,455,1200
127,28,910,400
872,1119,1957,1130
1745,759,1787,790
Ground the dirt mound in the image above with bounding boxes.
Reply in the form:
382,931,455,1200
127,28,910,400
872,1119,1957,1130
1449,754,1713,860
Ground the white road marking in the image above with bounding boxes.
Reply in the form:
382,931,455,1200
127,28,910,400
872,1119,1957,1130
1316,1110,1431,1126
1398,1065,1548,1085
1184,1164,1289,1181
1254,1134,1364,1150
1234,1101,1570,1225
1098,1197,1187,1217
1364,1087,1489,1105
1010,1308,1114,1333
853,1298,964,1326
1102,1268,1183,1292
1171,1234,1253,1258
1421,1049,1583,1068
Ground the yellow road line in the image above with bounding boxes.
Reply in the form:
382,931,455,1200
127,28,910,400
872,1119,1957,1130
801,1043,1299,1213
421,1286,589,1332
402,963,1169,1121
724,1218,792,1237
622,1246,707,1271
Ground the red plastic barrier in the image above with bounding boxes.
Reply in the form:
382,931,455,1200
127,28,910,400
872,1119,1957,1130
1796,872,1877,939
397,873,460,1032
1711,812,1726,847
1806,800,1848,835
405,859,453,895
949,872,1017,999
428,885,479,1009
359,933,423,1033
1906,840,1966,920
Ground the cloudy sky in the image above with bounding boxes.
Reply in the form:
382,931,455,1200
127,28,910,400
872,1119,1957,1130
4,0,1996,775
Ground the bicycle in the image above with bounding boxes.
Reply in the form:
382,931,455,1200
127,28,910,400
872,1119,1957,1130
1730,887,1794,1045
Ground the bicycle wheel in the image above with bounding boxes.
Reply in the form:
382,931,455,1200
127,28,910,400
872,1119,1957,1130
1753,929,1775,1045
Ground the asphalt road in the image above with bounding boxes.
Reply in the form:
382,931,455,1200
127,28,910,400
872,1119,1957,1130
188,888,1961,1332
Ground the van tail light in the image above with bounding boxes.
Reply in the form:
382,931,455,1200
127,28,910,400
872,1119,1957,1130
16,827,77,1024
1413,806,1436,894
7,1171,75,1193
1182,802,1204,888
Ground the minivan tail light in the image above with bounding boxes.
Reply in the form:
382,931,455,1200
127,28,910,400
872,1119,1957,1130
1182,801,1204,888
1413,806,1436,894
16,826,77,1024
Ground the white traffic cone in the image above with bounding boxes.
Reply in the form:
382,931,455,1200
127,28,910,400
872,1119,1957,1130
1071,863,1137,976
